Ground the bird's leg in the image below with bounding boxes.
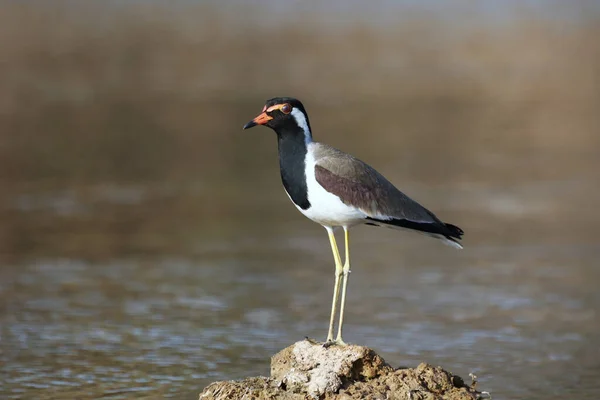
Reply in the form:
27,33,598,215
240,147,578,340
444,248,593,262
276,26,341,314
325,227,343,343
335,227,351,344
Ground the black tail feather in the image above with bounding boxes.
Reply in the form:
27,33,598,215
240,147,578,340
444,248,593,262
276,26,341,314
442,223,464,239
365,217,464,244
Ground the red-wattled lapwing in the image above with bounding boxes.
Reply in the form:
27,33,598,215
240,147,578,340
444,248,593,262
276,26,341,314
243,97,463,345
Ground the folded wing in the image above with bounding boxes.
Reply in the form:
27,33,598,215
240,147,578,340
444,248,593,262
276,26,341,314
313,144,463,247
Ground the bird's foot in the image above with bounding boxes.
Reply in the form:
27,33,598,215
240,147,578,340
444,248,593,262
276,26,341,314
322,338,347,348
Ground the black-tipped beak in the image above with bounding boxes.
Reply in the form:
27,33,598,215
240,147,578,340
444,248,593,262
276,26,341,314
243,112,272,130
243,120,257,130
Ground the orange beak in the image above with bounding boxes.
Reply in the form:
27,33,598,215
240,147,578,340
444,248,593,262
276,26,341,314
243,112,273,129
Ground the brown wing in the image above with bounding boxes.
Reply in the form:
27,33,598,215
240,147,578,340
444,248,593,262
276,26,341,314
312,143,463,243
313,144,438,222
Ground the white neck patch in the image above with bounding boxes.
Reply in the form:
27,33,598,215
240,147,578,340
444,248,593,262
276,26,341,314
291,108,312,144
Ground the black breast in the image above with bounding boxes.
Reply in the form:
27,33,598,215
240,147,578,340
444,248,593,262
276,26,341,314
277,131,310,210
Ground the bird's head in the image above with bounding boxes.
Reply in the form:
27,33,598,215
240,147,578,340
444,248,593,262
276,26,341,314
243,97,312,141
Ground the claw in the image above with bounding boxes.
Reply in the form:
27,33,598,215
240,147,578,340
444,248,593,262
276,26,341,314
322,338,347,348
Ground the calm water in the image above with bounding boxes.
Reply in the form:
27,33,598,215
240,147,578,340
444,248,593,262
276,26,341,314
1,144,599,400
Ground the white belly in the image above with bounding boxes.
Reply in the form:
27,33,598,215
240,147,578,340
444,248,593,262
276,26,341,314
297,198,366,228
286,145,367,228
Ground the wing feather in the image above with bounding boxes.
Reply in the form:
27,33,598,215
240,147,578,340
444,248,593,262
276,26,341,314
312,143,463,244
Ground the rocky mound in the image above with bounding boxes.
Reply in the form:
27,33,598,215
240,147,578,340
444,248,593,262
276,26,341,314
199,339,485,400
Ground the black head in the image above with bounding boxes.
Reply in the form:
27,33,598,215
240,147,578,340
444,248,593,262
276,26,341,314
243,97,312,138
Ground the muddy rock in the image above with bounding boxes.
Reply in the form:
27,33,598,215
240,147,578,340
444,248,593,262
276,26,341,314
199,339,483,400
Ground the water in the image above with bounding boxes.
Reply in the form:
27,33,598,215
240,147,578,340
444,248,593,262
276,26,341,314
1,145,599,399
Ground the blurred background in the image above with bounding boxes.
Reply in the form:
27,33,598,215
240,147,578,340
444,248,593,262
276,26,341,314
1,0,599,399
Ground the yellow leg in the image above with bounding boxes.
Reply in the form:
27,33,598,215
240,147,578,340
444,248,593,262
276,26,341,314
335,227,351,343
325,227,343,342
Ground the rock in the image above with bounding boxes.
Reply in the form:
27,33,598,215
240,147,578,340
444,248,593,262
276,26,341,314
199,339,483,400
271,339,393,397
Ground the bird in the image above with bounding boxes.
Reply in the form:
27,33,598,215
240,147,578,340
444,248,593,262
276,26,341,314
243,97,463,345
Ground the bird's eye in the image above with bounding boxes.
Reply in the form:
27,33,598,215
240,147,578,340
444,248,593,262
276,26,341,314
281,103,292,114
